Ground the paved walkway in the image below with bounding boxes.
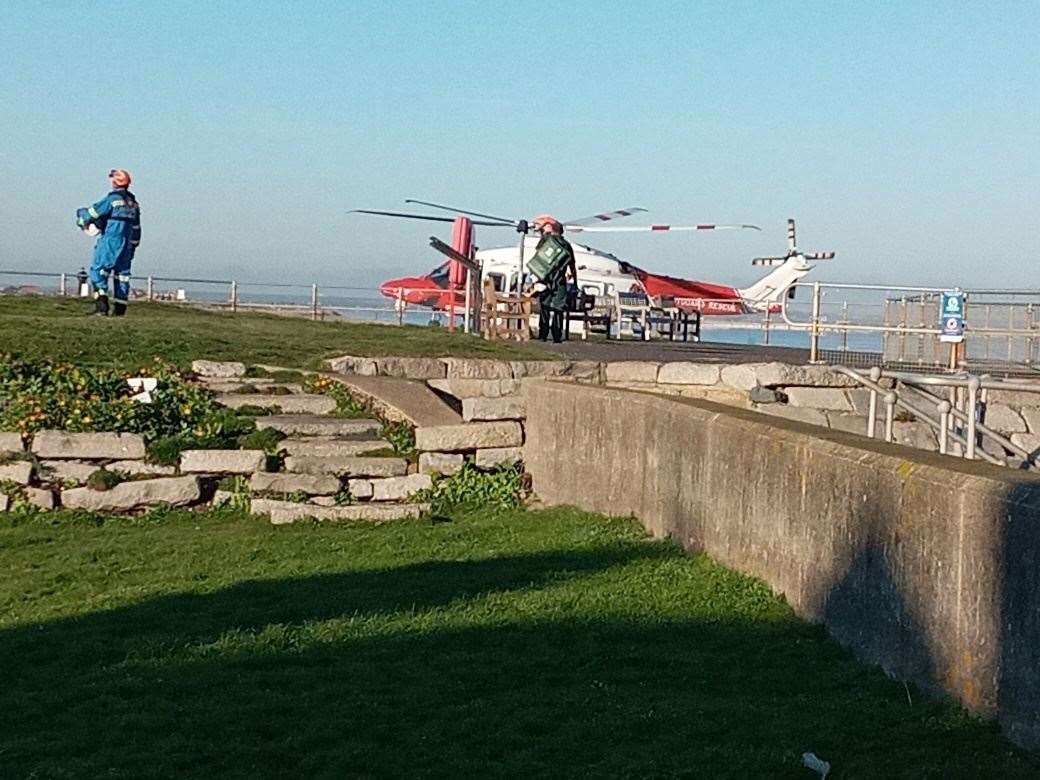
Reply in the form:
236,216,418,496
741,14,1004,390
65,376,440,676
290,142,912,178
525,337,811,365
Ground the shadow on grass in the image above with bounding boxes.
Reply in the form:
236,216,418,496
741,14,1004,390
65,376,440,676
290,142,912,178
2,543,1036,778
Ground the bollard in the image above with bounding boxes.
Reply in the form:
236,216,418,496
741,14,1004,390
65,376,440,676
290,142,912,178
230,280,238,313
311,284,319,321
147,275,154,301
59,272,67,297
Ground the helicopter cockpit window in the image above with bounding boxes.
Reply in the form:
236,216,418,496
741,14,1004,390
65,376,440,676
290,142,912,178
487,273,505,293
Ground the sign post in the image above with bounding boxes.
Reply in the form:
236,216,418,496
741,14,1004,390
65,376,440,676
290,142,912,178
939,290,966,371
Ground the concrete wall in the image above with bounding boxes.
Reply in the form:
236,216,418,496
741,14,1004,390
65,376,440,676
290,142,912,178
523,380,1040,751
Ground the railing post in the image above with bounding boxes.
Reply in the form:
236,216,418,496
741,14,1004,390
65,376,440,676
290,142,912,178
966,376,980,460
884,392,896,443
59,272,67,297
396,290,405,326
147,275,154,301
809,281,822,363
230,280,238,313
762,307,771,345
938,400,951,455
867,366,882,438
311,284,319,321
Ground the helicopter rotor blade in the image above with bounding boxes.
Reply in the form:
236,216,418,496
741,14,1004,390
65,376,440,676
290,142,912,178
349,209,514,227
567,223,762,233
562,207,649,227
803,251,836,260
404,199,518,226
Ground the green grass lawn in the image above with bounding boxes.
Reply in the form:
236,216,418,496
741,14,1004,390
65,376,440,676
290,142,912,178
1,507,1034,778
0,296,550,371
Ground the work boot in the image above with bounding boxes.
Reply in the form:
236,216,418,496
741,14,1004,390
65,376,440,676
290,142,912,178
93,296,110,316
113,302,127,317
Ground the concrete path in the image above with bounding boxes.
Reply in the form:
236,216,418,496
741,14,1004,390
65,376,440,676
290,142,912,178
525,337,811,365
330,376,462,427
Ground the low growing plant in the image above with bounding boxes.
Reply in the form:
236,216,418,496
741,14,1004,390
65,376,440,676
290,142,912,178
237,427,287,453
304,375,371,418
86,469,130,492
381,421,416,458
413,460,524,514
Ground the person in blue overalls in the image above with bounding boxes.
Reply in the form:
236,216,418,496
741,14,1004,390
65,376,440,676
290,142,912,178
76,169,141,316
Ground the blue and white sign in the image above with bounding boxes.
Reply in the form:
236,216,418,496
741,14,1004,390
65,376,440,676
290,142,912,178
939,290,965,343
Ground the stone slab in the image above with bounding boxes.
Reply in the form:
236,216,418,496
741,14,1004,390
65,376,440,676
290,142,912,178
217,394,337,415
508,361,569,379
25,487,55,510
474,447,522,469
31,431,145,461
330,376,460,427
251,498,428,525
1011,433,1040,455
249,471,341,495
441,358,513,379
348,479,374,499
427,378,522,399
280,438,388,458
604,362,660,384
369,473,432,501
108,460,178,477
262,415,382,437
415,422,523,452
756,404,829,428
461,397,526,422
373,357,447,379
656,362,721,386
418,452,464,476
285,456,408,478
0,461,33,485
983,404,1027,434
0,433,25,453
62,476,200,512
180,450,265,474
39,460,97,484
785,387,853,412
192,360,246,378
325,355,378,376
1021,408,1040,435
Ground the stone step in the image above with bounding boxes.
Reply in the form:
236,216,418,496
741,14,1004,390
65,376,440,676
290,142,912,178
250,497,428,525
326,376,461,427
285,455,408,478
280,438,391,458
217,393,336,415
180,449,266,474
201,380,304,395
249,471,341,496
262,415,382,437
62,476,200,512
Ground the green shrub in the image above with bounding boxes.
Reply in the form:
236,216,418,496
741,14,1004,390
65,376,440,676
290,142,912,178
414,461,524,514
216,475,249,493
86,469,128,492
244,367,303,382
381,422,416,457
0,356,225,442
304,375,370,418
237,427,286,453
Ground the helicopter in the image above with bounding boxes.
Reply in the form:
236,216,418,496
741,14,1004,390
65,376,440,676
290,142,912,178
350,200,834,316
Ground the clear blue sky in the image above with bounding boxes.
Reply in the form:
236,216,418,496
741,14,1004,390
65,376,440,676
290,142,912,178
2,0,1037,291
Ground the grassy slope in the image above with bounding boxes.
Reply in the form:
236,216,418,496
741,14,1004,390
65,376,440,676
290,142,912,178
0,296,550,371
1,507,1034,778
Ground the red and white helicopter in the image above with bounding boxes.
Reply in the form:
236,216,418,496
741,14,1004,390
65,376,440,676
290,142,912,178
352,200,834,316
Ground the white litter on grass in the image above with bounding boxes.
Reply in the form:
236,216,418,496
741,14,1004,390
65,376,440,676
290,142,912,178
802,752,831,778
127,377,158,404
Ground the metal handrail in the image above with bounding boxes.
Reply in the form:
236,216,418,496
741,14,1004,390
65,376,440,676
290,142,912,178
831,365,1014,468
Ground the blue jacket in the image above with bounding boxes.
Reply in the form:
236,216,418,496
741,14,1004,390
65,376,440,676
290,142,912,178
77,188,141,269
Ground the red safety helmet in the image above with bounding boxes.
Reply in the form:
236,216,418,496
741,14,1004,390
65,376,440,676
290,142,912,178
108,169,132,187
532,214,563,233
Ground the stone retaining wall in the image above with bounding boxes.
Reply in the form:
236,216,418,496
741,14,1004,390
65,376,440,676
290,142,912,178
522,379,1040,752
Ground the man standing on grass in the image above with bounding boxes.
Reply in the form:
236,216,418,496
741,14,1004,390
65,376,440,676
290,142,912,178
76,169,141,317
530,215,577,343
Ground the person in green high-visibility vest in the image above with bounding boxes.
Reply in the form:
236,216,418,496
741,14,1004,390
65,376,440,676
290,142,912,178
530,215,577,343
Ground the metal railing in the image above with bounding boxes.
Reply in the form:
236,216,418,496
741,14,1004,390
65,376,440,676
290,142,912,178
833,365,1040,469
